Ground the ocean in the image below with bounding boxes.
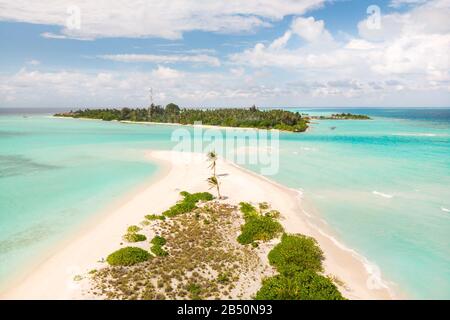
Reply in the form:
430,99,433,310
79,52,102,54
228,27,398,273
0,107,449,299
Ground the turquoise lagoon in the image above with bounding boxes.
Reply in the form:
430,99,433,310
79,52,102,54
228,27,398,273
0,108,449,299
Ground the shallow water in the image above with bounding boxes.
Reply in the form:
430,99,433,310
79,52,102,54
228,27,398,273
0,108,449,299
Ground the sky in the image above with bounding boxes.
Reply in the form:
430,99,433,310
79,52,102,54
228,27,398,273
0,0,449,109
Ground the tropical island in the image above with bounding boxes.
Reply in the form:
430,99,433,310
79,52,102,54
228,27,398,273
83,152,344,300
2,150,393,300
54,104,309,132
92,193,344,300
309,113,371,120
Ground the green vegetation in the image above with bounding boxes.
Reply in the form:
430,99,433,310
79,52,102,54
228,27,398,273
106,247,151,266
255,233,344,300
207,176,221,199
94,191,344,300
151,244,169,257
187,283,202,300
163,191,213,217
151,236,167,246
311,113,371,120
217,272,231,284
268,233,324,275
239,202,257,216
123,233,147,243
255,270,344,300
145,214,166,221
93,201,262,300
127,225,141,233
150,236,168,257
207,151,218,177
54,104,309,132
265,210,281,219
331,113,370,120
206,151,222,199
237,202,283,245
123,224,146,243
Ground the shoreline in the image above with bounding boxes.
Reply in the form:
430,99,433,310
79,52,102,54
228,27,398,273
1,150,397,300
52,115,309,133
0,153,170,297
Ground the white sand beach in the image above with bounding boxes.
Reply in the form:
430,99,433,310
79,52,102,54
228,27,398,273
1,150,395,300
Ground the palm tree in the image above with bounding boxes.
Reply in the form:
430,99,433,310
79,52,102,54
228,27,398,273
207,150,218,177
207,176,221,199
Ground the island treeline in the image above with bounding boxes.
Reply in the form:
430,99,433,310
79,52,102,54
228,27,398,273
310,113,371,120
55,104,309,132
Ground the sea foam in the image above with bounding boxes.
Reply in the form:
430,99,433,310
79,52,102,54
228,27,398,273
372,191,394,199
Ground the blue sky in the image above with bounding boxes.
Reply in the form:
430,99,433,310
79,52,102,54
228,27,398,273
0,0,448,108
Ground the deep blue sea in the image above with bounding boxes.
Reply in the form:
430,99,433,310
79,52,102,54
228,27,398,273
0,107,449,299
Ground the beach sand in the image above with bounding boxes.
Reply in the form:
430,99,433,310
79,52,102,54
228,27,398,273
1,150,394,300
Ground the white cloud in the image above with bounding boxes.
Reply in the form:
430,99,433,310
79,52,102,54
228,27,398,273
389,0,427,8
1,1,448,108
230,1,450,97
269,31,292,50
99,53,220,66
40,32,68,40
0,0,325,40
40,31,93,41
291,16,332,42
1,62,448,109
151,66,183,79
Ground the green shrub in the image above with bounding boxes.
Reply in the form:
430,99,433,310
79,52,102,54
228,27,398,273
268,234,324,275
127,225,141,233
237,214,283,245
265,210,281,219
259,202,270,212
123,233,147,243
151,244,168,257
187,283,202,300
217,272,231,284
106,247,151,266
151,235,167,246
255,270,344,300
239,202,257,217
163,191,213,217
145,214,166,221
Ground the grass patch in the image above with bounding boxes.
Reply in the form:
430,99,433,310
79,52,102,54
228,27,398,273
151,244,169,257
255,270,344,300
217,272,231,284
151,236,167,246
239,202,257,216
163,191,214,217
92,201,261,300
268,233,324,275
145,214,166,221
237,202,283,245
150,236,168,256
106,247,151,266
127,225,141,233
187,283,202,300
123,233,147,243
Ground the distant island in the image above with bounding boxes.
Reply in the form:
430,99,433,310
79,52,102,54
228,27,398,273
55,104,309,132
309,113,371,120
